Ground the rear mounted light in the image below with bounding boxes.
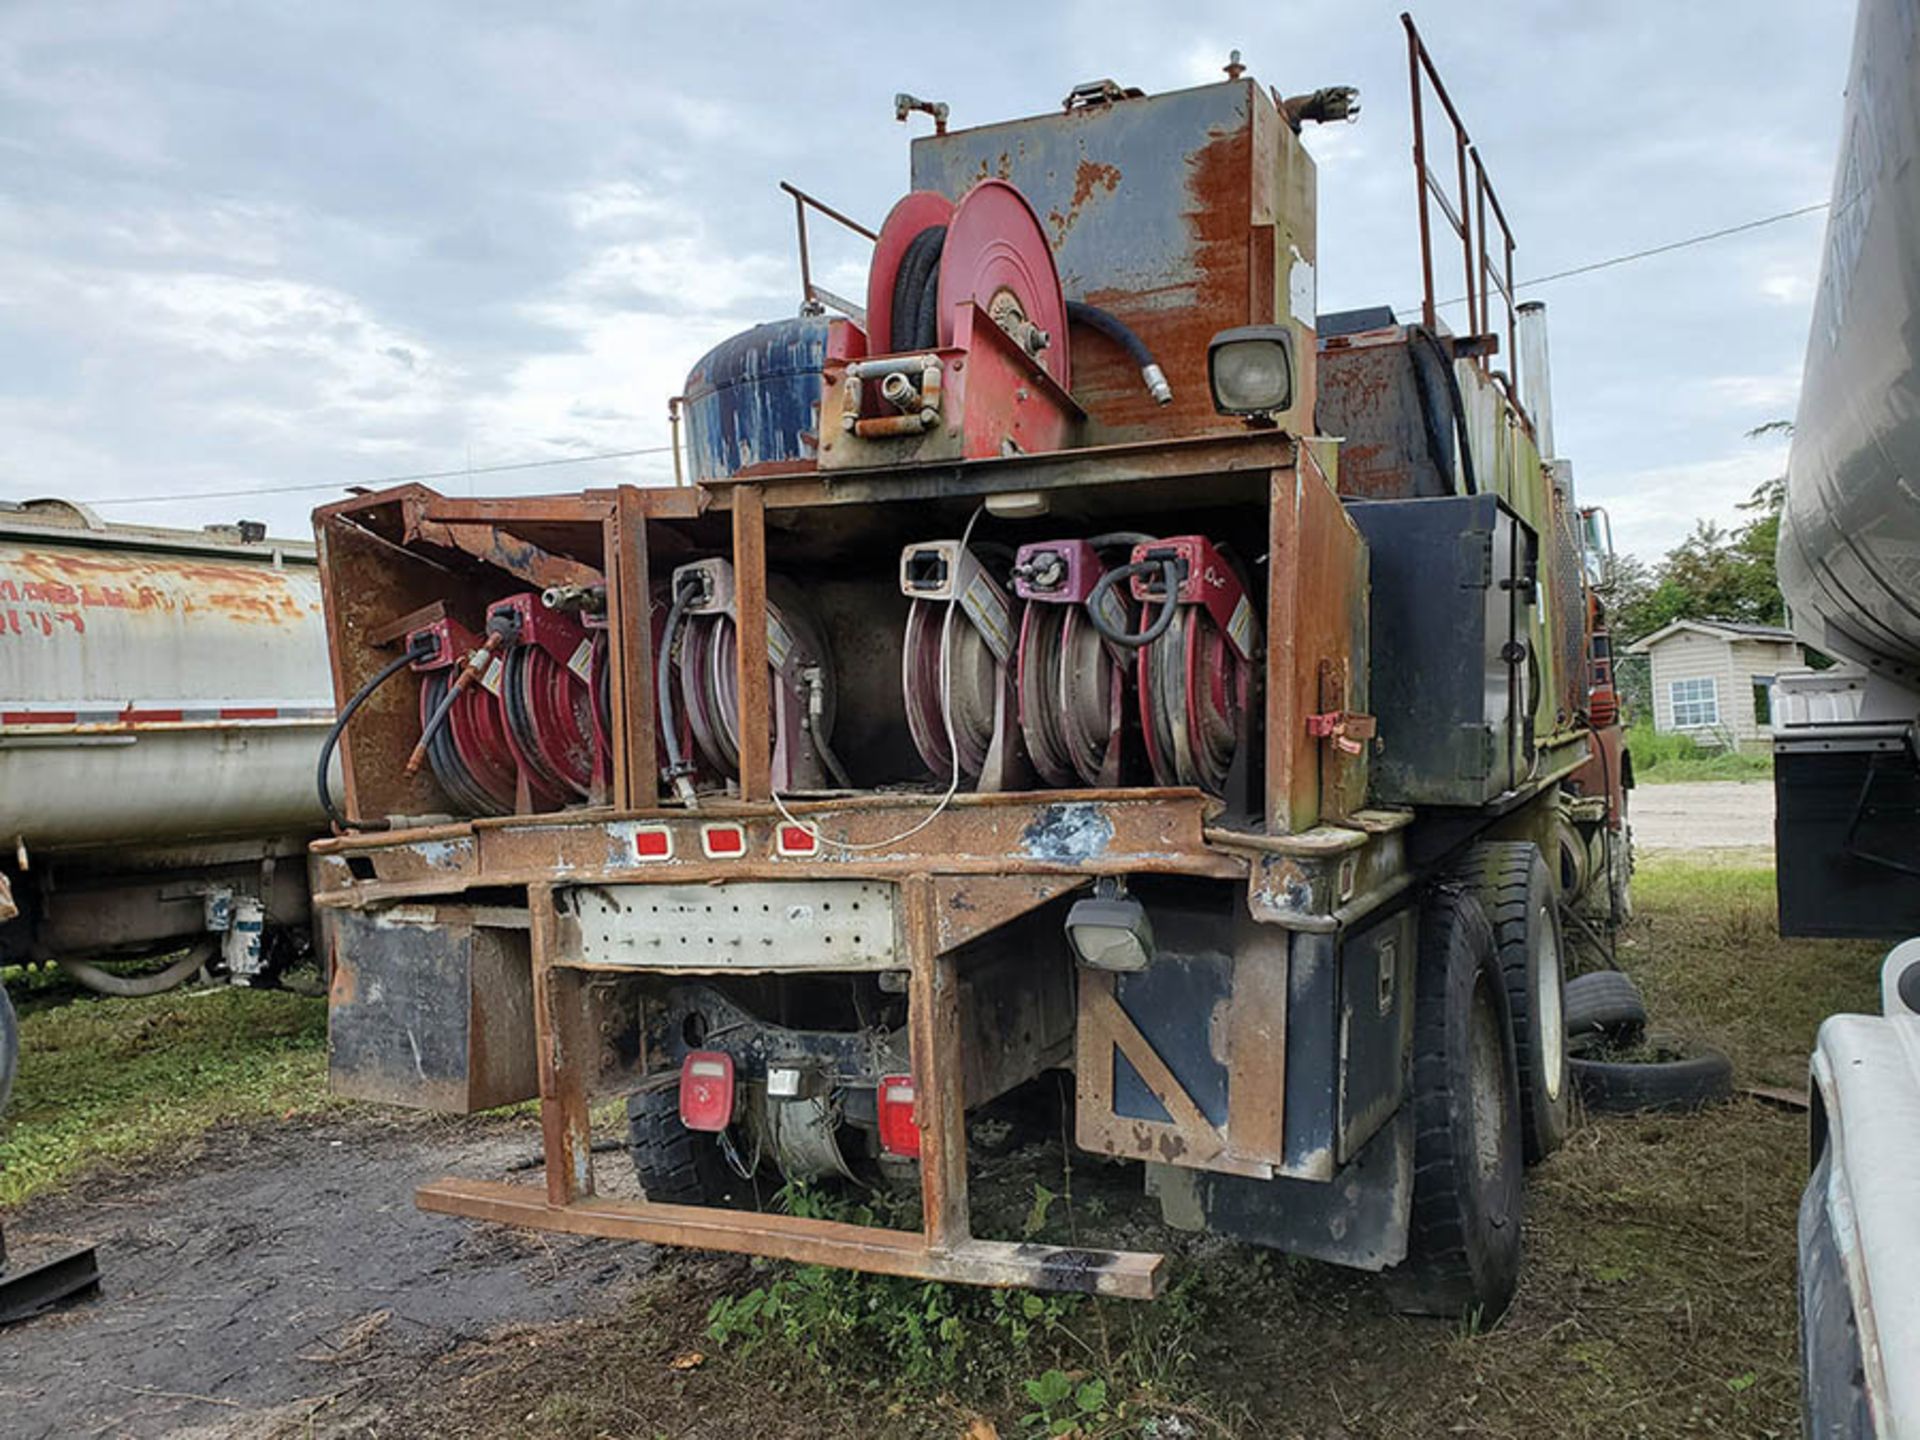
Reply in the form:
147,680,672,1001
701,823,746,858
632,826,672,860
678,1051,736,1132
877,1074,920,1158
776,823,819,857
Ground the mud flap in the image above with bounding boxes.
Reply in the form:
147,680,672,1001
1145,1106,1412,1271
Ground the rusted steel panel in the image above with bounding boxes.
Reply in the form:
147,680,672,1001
1264,456,1369,834
415,1178,1167,1297
730,486,772,802
311,793,1245,905
904,876,970,1248
932,873,1085,953
909,80,1316,446
608,491,658,809
327,905,537,1113
530,885,597,1205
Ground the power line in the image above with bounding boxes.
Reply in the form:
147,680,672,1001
83,443,677,509
1402,200,1830,316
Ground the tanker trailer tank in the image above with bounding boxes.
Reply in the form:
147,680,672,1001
0,499,335,991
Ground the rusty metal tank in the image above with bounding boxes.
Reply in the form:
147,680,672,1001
1778,0,1920,691
0,499,333,855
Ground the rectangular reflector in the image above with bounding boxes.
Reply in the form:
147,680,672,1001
701,824,746,858
776,824,818,857
876,1073,920,1158
678,1051,735,1132
633,827,672,860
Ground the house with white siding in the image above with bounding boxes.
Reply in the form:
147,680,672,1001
1625,619,1804,749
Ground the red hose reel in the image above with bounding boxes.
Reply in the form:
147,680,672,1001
407,616,521,816
487,593,600,804
903,532,1258,800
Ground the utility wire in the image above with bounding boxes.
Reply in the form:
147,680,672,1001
1402,200,1829,316
82,443,677,509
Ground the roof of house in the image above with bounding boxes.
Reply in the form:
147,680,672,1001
1626,618,1802,653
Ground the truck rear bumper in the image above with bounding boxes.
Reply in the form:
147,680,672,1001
417,1176,1167,1298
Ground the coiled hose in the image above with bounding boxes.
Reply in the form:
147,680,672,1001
1087,554,1184,649
657,573,701,804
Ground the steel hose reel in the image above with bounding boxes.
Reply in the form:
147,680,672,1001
899,538,1031,793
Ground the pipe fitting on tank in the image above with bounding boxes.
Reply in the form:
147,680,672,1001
880,371,920,414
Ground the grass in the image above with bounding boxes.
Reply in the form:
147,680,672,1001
380,853,1888,1439
1626,720,1773,784
1,856,1891,1436
0,976,330,1209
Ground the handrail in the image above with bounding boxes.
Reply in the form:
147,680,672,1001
1402,13,1520,395
779,181,876,323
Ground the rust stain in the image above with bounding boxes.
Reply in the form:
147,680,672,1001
1077,123,1252,442
1046,159,1122,245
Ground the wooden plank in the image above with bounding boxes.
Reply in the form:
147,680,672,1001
730,485,772,801
608,490,658,810
529,885,595,1206
415,1177,1166,1298
905,876,970,1250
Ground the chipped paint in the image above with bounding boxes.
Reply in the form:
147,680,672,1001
1020,802,1115,863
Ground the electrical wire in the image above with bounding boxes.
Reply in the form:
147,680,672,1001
769,505,986,853
82,444,678,510
1399,200,1829,317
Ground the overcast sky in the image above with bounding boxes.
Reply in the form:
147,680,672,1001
0,1,1855,562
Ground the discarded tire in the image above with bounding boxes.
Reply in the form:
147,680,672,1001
1454,841,1570,1165
1385,882,1524,1323
1569,1037,1733,1114
626,1083,733,1205
1564,969,1647,1052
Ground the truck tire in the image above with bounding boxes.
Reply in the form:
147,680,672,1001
0,980,17,1118
1563,970,1647,1053
626,1084,732,1205
1453,842,1569,1165
1799,1146,1872,1439
1569,1038,1732,1114
1385,884,1524,1323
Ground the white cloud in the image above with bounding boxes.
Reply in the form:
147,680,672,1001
1587,446,1790,562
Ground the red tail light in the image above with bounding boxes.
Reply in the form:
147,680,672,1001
678,1051,736,1132
776,823,819,857
877,1074,920,1157
701,823,746,858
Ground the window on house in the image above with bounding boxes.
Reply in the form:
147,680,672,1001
1670,677,1719,728
1752,676,1775,727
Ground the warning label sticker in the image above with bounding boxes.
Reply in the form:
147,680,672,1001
1225,595,1257,660
767,612,794,671
480,655,505,696
961,573,1013,663
566,638,595,681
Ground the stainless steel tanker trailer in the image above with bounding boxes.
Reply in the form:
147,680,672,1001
310,21,1629,1321
1773,0,1920,1431
0,498,334,995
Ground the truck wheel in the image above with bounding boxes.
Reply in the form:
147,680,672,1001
1454,842,1569,1165
626,1084,732,1205
1386,884,1524,1323
1563,970,1647,1053
1799,1146,1872,1438
0,980,17,1118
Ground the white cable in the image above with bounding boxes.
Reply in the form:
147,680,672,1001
769,504,985,853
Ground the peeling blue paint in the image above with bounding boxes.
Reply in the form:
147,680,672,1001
1020,802,1115,863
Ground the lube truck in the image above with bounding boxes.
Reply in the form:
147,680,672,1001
311,20,1627,1321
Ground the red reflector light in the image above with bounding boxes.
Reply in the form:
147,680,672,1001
776,823,818,857
633,827,671,860
701,823,746,858
877,1073,920,1158
678,1051,736,1132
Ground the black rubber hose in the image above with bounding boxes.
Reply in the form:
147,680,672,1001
317,639,431,829
1067,301,1152,366
892,226,947,352
1088,558,1182,649
1409,326,1477,496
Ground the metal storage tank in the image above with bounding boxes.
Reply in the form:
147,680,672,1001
682,315,862,482
0,499,332,853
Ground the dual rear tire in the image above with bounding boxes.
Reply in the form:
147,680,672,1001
1390,841,1568,1322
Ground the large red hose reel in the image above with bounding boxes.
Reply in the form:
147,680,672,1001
901,533,1258,798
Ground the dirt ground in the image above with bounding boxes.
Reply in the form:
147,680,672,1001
0,1113,633,1438
1630,779,1773,854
